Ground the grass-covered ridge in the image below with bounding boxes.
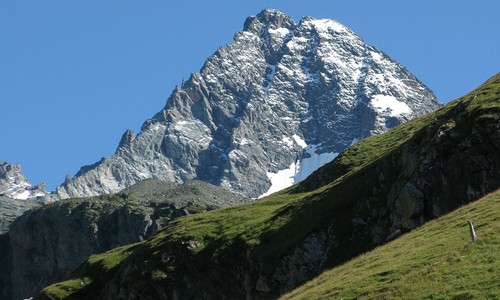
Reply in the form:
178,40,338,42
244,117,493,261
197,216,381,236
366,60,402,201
283,189,500,299
38,73,500,299
37,192,306,299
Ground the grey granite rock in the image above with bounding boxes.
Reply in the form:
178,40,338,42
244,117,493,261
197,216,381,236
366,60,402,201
0,161,47,200
56,9,440,199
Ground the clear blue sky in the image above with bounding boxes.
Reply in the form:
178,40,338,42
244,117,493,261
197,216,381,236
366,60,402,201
1,1,499,191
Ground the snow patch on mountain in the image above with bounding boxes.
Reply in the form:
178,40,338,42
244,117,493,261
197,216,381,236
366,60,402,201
371,95,411,116
350,137,360,146
260,143,338,198
292,135,307,148
309,18,348,35
261,162,298,198
295,145,338,183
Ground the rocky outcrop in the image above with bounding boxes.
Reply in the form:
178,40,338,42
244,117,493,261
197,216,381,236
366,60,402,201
0,179,249,300
56,8,440,199
273,223,337,292
0,162,46,235
117,129,136,150
0,161,47,200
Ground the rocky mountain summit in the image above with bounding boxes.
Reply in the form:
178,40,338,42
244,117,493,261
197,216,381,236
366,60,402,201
56,9,440,199
0,179,249,300
0,161,47,200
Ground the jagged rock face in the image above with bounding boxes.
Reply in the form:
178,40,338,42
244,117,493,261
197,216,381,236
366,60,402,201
0,161,47,200
0,179,249,300
56,9,440,199
0,162,46,234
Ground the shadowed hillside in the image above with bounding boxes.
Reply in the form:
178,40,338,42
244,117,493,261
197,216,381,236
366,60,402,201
283,189,500,299
0,180,249,300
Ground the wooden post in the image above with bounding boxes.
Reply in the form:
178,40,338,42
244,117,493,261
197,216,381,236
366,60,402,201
467,220,477,242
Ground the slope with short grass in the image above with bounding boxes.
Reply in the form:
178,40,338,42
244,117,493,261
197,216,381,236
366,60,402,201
283,189,500,299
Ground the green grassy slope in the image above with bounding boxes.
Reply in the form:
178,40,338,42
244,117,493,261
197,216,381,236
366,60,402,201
283,189,500,299
38,73,500,299
37,192,307,299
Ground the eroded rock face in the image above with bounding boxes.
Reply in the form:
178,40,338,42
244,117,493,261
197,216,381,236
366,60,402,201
0,179,249,300
393,183,425,230
388,119,500,230
56,8,440,199
273,223,337,292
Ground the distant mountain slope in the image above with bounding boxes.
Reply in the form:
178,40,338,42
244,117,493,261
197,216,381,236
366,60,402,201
38,73,499,299
0,179,249,300
283,189,500,299
56,8,440,199
0,196,37,234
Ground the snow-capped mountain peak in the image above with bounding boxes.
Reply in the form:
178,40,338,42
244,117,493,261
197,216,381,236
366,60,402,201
55,9,441,199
